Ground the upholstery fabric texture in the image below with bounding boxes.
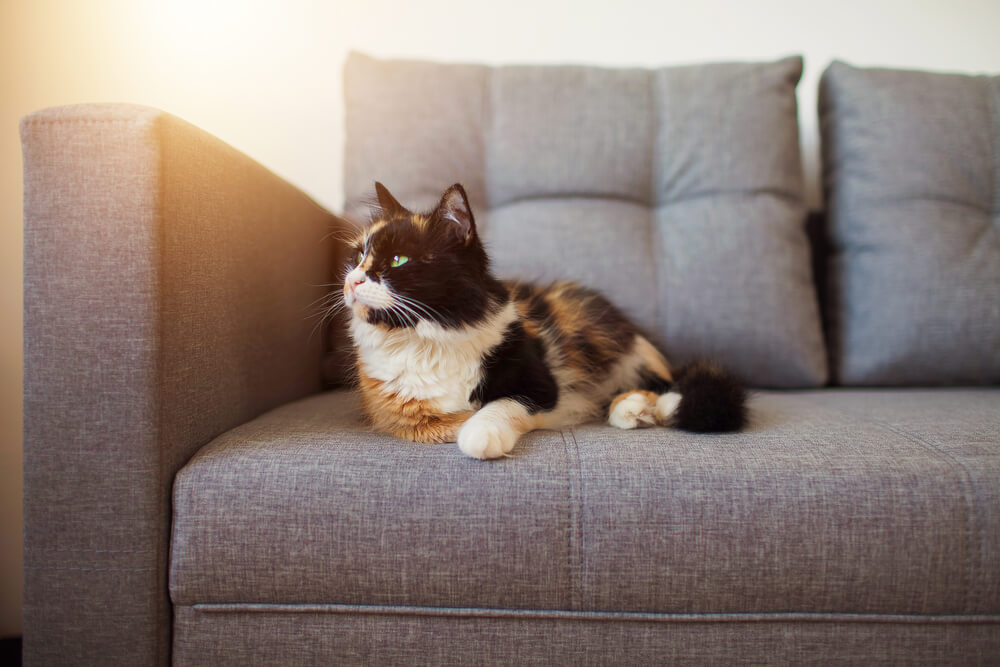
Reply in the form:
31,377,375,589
171,388,1000,617
341,52,828,388
21,104,336,666
172,605,1000,666
820,61,1000,385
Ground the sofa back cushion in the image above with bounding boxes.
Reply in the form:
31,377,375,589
820,61,1000,385
343,52,827,388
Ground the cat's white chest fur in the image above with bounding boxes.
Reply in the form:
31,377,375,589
350,302,516,413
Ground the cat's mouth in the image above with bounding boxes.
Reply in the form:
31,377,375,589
344,278,395,319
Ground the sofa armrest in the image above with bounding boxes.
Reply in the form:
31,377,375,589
21,104,342,666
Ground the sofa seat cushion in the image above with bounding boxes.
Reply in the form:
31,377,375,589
170,389,1000,616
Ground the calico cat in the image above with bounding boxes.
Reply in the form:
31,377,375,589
341,182,746,459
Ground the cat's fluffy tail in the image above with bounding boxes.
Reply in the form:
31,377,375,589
671,361,748,432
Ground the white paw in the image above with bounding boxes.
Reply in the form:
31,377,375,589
609,392,656,429
458,414,519,460
655,392,682,425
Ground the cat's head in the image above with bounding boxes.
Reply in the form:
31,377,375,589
343,182,505,330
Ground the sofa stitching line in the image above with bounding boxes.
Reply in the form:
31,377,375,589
183,603,1000,626
571,427,586,611
25,547,155,554
873,419,984,616
560,429,581,611
488,186,801,211
850,194,992,218
25,565,155,571
823,400,982,615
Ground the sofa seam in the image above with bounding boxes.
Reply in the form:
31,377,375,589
487,187,801,211
180,603,1000,626
24,565,155,572
870,418,984,616
25,547,155,554
560,429,580,611
572,428,588,612
820,400,983,615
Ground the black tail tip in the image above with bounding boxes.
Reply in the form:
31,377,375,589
673,361,748,433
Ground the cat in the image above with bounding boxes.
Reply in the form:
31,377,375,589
340,182,747,459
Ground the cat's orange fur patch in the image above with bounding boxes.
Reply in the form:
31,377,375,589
513,300,544,339
358,372,472,443
632,335,673,382
544,282,633,373
365,219,388,239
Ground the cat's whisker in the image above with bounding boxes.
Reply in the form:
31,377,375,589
393,293,445,323
307,290,347,320
390,306,407,328
386,301,418,327
306,295,348,342
390,307,415,328
388,306,414,329
393,298,434,325
307,308,333,342
320,228,361,246
310,301,347,322
402,294,443,316
306,289,345,310
305,295,344,319
306,305,346,327
392,302,422,327
381,284,425,321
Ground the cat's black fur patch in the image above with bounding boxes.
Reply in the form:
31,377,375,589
506,280,637,374
672,361,747,432
638,369,674,395
471,321,559,414
509,282,553,324
350,183,508,329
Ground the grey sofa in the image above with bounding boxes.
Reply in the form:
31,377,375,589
22,53,999,665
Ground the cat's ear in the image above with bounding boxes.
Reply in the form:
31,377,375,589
435,183,475,243
374,182,408,217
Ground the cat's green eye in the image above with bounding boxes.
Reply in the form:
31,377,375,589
355,251,363,264
391,255,409,268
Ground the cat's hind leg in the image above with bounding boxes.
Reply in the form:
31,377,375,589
458,398,538,460
608,390,658,429
608,334,683,429
608,389,683,428
609,357,748,432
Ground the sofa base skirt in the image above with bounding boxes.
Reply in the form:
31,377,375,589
173,604,1000,665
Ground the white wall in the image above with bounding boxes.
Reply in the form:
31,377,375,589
2,0,999,637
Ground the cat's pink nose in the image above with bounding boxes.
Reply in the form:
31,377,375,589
347,274,366,291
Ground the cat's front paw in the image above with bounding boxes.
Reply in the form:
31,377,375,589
457,414,519,460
